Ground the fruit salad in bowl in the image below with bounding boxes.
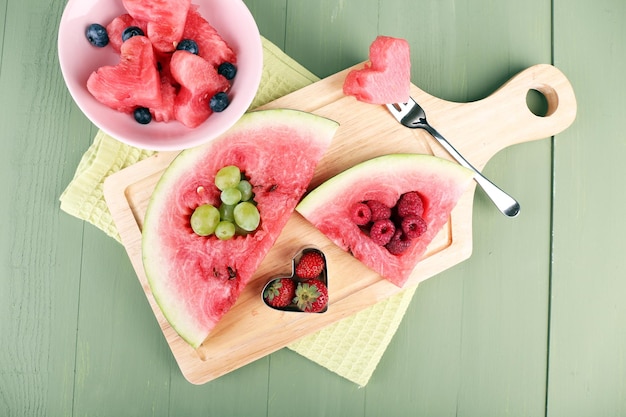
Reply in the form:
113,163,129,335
58,0,263,151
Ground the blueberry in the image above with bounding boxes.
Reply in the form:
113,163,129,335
122,26,144,42
85,23,109,47
209,92,230,112
133,107,152,124
217,62,237,80
176,39,199,55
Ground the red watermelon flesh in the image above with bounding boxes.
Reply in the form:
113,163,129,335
86,35,161,114
182,6,237,67
169,50,229,128
343,36,411,105
296,154,474,287
122,0,192,53
150,75,177,123
142,109,339,348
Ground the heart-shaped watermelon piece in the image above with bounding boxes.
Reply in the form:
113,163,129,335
86,35,162,114
169,50,230,128
343,36,411,105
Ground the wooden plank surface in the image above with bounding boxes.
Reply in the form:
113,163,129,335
1,0,624,415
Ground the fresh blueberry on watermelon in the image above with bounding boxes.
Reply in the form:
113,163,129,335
106,14,143,53
176,39,199,55
218,62,237,80
133,107,152,124
122,25,145,42
209,92,229,112
85,23,109,47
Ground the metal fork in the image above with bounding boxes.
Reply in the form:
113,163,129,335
386,98,520,217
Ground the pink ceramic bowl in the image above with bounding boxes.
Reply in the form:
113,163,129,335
58,0,263,151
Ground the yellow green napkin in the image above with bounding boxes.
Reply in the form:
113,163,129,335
59,37,417,387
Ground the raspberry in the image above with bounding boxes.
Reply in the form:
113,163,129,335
295,251,325,279
366,200,391,221
401,215,427,239
369,219,395,246
350,202,371,225
385,229,412,255
397,191,424,218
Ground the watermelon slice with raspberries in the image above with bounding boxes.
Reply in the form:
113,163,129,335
142,109,339,348
343,36,411,105
296,154,474,287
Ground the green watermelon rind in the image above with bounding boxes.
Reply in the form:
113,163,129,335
296,153,474,287
142,109,339,349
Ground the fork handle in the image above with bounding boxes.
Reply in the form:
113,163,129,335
422,124,521,217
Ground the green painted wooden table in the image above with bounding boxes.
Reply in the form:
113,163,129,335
2,0,625,415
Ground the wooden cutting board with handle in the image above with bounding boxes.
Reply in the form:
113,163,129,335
103,63,576,384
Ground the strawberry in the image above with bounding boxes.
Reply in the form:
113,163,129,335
293,279,328,313
295,251,325,279
263,278,295,308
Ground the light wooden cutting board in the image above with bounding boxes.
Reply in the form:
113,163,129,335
103,63,576,384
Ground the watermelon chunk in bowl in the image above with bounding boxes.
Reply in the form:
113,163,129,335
57,0,263,151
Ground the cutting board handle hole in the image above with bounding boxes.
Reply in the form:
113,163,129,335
526,84,559,117
526,89,550,117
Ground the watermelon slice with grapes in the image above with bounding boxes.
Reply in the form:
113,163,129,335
296,154,474,287
343,36,411,105
142,109,339,348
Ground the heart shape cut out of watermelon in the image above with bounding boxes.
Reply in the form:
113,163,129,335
343,36,411,105
261,247,329,313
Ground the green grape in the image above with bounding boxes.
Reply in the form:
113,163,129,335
237,180,253,201
215,220,236,240
221,187,242,205
214,165,241,191
233,201,260,232
190,204,220,236
219,203,235,223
